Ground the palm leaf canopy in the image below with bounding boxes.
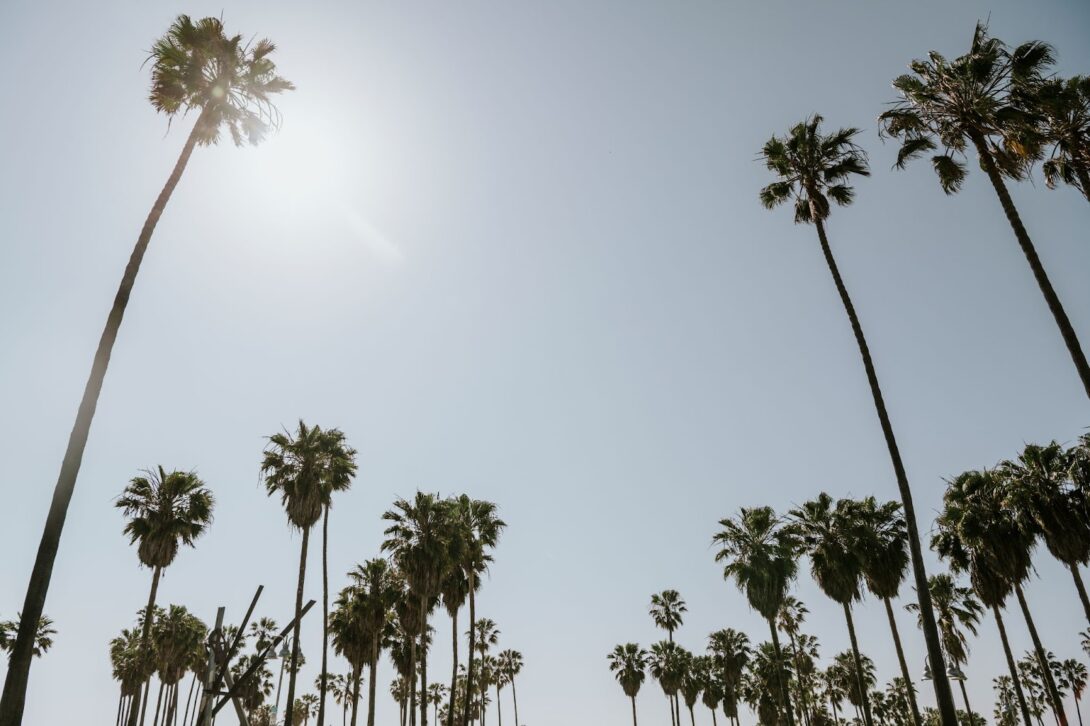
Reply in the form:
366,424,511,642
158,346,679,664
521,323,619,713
788,493,864,605
856,497,910,600
713,506,799,621
115,466,214,569
149,14,294,146
608,643,648,698
382,492,455,602
261,420,357,530
759,114,869,224
649,589,687,635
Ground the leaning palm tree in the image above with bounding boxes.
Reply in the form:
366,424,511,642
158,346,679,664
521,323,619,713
933,469,1037,726
496,650,523,726
606,645,645,723
693,655,722,726
880,23,1090,399
857,497,922,726
909,574,982,719
1002,442,1090,625
789,494,874,726
263,421,358,726
712,506,798,726
116,467,213,726
0,20,292,720
759,114,955,723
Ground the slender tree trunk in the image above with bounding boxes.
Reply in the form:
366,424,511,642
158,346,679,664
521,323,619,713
788,631,811,726
117,692,126,726
970,133,1090,399
181,674,196,726
1067,564,1090,627
463,573,477,726
767,618,796,726
631,695,638,726
675,693,682,726
994,605,1034,726
830,697,841,726
285,526,312,726
710,705,718,726
131,566,165,726
449,608,460,726
319,509,330,726
152,681,165,726
0,115,212,726
843,603,874,726
1075,697,1083,726
495,685,502,726
958,680,973,721
884,597,921,726
1014,583,1068,726
350,664,362,726
689,705,696,726
511,676,519,726
421,597,430,726
811,213,957,725
367,638,378,726
409,635,418,726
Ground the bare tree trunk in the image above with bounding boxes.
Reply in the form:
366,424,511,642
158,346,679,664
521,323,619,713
511,676,519,726
449,608,459,725
1014,583,1068,726
181,675,196,726
366,638,378,726
768,618,796,726
994,605,1034,726
843,602,874,726
631,695,638,726
884,598,921,726
152,682,165,726
319,507,330,726
285,526,312,726
462,573,477,726
1068,564,1090,627
0,110,210,726
812,212,956,725
420,596,429,726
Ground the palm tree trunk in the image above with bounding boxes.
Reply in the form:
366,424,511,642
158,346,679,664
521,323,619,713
366,638,378,726
689,705,696,726
463,574,477,726
710,705,718,726
449,608,460,726
0,109,212,726
675,694,682,726
152,681,165,726
409,635,418,726
884,597,921,726
788,631,811,726
811,213,957,726
958,680,973,721
420,598,430,726
117,692,126,726
319,510,330,726
970,132,1090,399
1067,564,1090,627
842,602,874,726
351,664,363,726
511,676,519,726
285,526,312,726
767,618,796,726
1014,583,1069,726
631,695,638,726
994,604,1034,726
1075,696,1083,726
830,697,841,726
130,566,164,726
495,685,502,726
181,675,196,726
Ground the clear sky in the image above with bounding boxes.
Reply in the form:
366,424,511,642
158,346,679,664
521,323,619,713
2,1,1089,724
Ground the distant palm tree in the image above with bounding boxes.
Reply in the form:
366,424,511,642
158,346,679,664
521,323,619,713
777,597,812,726
299,694,318,725
909,574,982,719
832,651,876,722
1062,659,1088,726
1002,442,1090,625
713,507,798,726
496,650,523,726
318,459,357,726
880,23,1090,399
348,559,400,726
427,684,447,726
693,655,722,726
609,644,648,726
745,642,795,725
707,629,750,726
789,495,874,726
110,628,145,726
679,653,702,726
649,641,686,726
650,590,687,722
263,421,358,726
759,114,955,723
0,616,55,661
856,497,922,726
0,20,292,720
331,582,369,726
116,467,213,726
152,605,206,725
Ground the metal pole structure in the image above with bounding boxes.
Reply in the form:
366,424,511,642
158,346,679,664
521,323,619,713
198,609,225,726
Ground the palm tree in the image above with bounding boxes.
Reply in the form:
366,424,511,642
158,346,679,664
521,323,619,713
832,651,876,722
299,694,319,726
450,497,505,726
115,467,213,726
649,641,686,726
0,616,55,662
610,644,649,726
707,629,750,726
331,582,369,726
263,421,358,726
347,559,399,726
713,506,798,726
759,114,955,723
880,23,1090,399
679,654,702,726
1002,442,1090,625
153,606,207,726
1062,660,1088,726
427,684,447,726
693,655,722,726
746,642,796,726
650,590,687,721
1014,73,1090,202
821,666,848,726
933,469,1036,726
857,497,922,726
909,574,982,719
496,650,523,726
0,19,292,720
778,597,813,726
110,628,147,726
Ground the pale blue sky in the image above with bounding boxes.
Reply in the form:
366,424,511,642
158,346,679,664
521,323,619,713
2,1,1089,724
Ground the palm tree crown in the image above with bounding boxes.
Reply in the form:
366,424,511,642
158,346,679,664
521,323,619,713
609,644,648,699
116,467,214,569
262,421,357,530
649,590,687,641
713,507,798,621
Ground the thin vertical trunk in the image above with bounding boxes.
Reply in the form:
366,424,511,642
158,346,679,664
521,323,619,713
366,638,378,726
511,676,519,726
958,680,973,721
0,110,210,726
971,132,1090,399
319,509,330,726
884,597,921,726
421,597,429,726
1068,564,1090,627
285,526,312,726
350,664,362,726
844,602,873,726
631,695,638,726
788,631,811,726
117,692,125,726
495,685,502,726
812,212,957,725
462,573,477,726
409,635,418,726
449,608,459,726
830,697,841,726
131,566,164,726
1014,583,1068,726
275,658,287,723
675,694,681,726
152,682,165,726
689,705,696,726
767,618,796,726
710,705,718,726
181,674,196,726
994,604,1034,726
1075,697,1083,726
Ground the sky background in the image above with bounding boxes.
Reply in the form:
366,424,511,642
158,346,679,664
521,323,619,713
2,1,1090,724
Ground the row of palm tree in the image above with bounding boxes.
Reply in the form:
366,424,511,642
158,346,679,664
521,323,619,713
759,20,1090,725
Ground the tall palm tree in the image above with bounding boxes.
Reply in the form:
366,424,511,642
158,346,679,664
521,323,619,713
0,20,292,721
331,582,369,726
262,421,358,726
707,629,750,726
0,616,55,662
110,628,145,726
650,590,687,722
450,497,505,726
759,114,955,723
789,494,874,726
693,655,722,726
777,597,812,726
115,467,213,726
347,559,399,726
1062,660,1088,726
440,553,470,726
933,469,1036,726
832,651,876,722
745,642,796,726
1014,73,1090,203
857,497,922,726
152,606,206,726
609,644,648,726
712,506,798,726
880,23,1090,399
680,655,703,726
496,650,523,726
909,574,982,719
1002,442,1090,625
649,641,686,726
